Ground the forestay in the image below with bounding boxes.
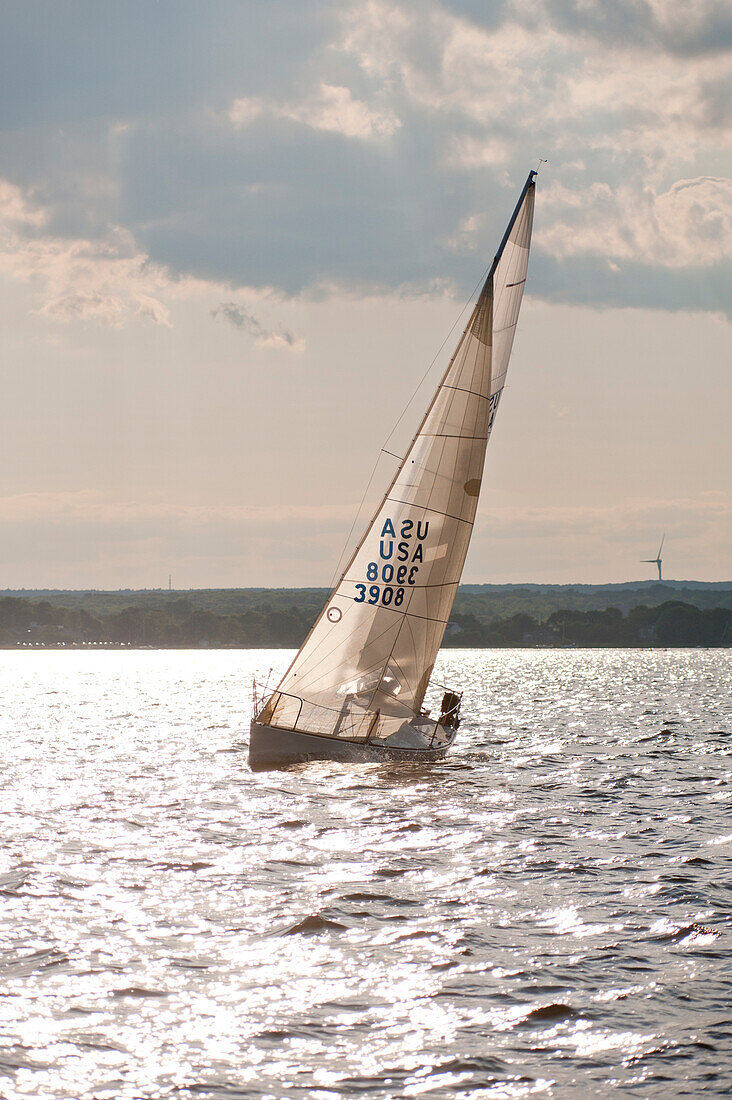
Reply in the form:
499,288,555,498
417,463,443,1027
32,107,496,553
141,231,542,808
265,173,536,742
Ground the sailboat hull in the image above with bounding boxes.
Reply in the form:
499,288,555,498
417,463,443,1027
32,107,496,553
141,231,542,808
248,720,453,771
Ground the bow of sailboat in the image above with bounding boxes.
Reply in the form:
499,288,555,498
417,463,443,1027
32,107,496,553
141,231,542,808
249,172,536,769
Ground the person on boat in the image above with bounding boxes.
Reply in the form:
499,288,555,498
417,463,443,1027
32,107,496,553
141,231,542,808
439,692,461,730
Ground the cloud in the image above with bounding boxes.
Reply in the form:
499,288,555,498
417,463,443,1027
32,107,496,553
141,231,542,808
230,83,400,140
507,0,732,57
0,0,730,315
0,186,174,326
0,179,47,227
444,213,486,252
538,176,732,268
340,0,731,168
211,301,304,351
331,0,732,309
0,176,306,336
0,0,327,128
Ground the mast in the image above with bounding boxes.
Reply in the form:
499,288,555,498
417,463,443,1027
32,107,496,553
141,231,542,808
488,170,536,281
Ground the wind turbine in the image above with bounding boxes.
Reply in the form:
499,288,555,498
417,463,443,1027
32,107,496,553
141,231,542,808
641,535,665,582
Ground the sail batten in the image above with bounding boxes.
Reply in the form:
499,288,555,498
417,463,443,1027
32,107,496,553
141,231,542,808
266,173,536,738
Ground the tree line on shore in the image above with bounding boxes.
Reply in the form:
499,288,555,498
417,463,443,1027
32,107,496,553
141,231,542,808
1,595,729,648
8,582,731,622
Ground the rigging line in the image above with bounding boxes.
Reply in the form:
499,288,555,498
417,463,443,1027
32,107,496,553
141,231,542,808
285,616,398,693
381,265,489,455
326,455,385,591
389,653,410,696
404,615,419,689
302,647,390,698
327,267,491,592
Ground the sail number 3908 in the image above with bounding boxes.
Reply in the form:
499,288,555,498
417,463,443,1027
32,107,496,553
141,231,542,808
354,562,419,605
354,583,405,606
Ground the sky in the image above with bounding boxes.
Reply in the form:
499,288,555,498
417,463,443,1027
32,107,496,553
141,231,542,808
1,0,730,588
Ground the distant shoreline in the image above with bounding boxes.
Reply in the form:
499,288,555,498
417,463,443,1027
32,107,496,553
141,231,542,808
2,587,730,649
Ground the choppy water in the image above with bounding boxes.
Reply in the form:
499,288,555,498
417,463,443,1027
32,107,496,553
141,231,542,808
1,648,730,1099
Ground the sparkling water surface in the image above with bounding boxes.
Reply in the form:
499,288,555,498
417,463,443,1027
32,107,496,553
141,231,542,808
1,648,730,1099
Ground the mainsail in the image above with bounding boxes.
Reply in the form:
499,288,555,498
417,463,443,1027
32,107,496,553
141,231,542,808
260,172,536,743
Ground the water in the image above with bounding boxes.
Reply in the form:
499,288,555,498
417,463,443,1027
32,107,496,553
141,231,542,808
0,648,730,1099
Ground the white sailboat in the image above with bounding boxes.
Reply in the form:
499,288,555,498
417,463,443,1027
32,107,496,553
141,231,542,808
249,170,536,769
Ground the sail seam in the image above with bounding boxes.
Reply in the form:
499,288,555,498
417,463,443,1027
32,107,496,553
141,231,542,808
385,497,475,526
342,578,458,590
401,610,451,626
397,581,458,589
444,385,490,401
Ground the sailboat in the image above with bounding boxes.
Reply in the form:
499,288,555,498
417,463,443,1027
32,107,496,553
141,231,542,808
249,170,536,770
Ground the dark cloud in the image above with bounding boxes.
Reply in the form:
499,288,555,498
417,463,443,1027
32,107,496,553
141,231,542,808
117,113,485,293
211,302,302,349
0,0,728,316
698,71,732,129
529,253,732,319
449,0,732,58
0,0,326,128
